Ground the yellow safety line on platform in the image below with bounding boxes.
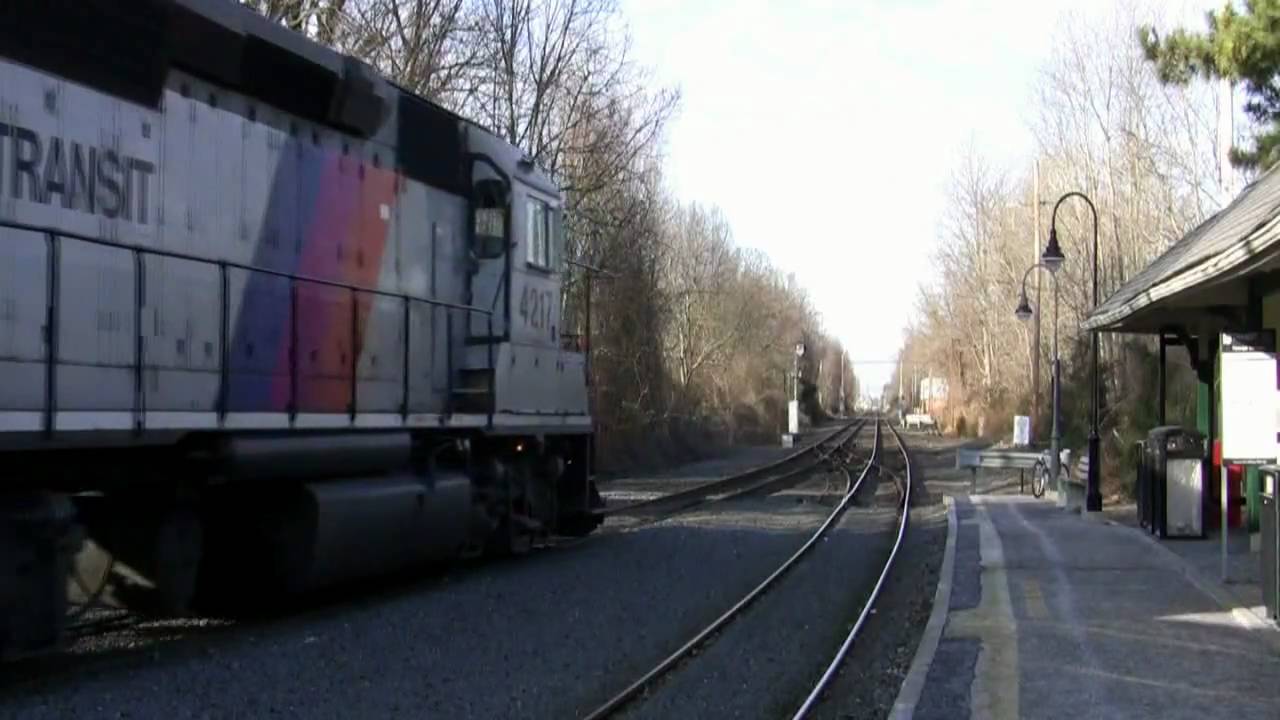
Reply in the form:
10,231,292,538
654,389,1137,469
1011,619,1279,663
945,503,1019,720
1022,579,1049,620
1063,665,1280,708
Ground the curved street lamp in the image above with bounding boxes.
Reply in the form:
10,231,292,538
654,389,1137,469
1016,263,1061,492
1044,191,1102,512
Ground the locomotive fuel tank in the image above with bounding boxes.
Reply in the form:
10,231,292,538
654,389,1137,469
222,433,414,481
200,471,472,602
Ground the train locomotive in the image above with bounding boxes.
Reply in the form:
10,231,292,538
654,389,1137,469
0,0,602,659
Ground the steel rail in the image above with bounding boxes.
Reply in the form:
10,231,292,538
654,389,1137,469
598,420,861,519
580,420,882,720
548,420,863,552
790,420,912,719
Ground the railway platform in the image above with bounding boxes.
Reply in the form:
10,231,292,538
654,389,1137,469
895,495,1280,720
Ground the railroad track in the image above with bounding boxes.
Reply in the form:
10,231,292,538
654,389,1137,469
579,418,913,720
595,419,865,525
791,419,913,719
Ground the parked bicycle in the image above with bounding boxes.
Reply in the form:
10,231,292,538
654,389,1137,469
1029,448,1072,499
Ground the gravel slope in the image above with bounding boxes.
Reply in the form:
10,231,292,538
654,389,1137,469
1,474,850,720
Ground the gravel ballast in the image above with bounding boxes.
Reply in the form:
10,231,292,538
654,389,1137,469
1,470,855,719
614,489,900,720
604,430,963,720
808,506,949,719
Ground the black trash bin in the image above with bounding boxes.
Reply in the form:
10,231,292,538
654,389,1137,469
1261,466,1279,622
1135,440,1151,530
1146,426,1207,539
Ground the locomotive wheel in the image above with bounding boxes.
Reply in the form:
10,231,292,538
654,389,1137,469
556,512,601,537
485,518,529,557
485,501,534,557
556,480,604,537
147,507,203,615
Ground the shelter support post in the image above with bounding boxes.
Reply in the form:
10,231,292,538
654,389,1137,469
1158,335,1167,426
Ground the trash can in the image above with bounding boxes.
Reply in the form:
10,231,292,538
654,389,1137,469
1143,436,1163,535
1146,426,1207,539
1134,440,1151,530
1261,466,1279,622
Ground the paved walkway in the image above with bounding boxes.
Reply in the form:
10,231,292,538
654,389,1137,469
910,496,1280,720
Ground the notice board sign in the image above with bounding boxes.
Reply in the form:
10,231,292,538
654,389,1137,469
1013,416,1030,446
1221,330,1278,464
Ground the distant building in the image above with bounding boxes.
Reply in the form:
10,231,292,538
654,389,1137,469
920,376,948,418
920,377,948,402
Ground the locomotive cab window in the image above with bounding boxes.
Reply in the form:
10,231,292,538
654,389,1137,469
473,178,508,259
526,197,554,270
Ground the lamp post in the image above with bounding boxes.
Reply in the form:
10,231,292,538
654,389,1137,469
1042,191,1102,512
1016,264,1060,492
788,342,805,436
794,342,806,403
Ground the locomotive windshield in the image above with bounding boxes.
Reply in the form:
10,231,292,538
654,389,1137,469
476,208,505,240
527,197,552,268
525,196,566,272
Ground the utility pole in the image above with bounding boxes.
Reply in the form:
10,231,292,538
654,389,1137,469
1032,160,1042,443
910,364,917,414
897,358,904,412
925,366,933,413
838,350,845,416
817,358,824,407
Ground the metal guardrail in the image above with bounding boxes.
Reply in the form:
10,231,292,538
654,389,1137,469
954,448,1042,470
955,448,1043,495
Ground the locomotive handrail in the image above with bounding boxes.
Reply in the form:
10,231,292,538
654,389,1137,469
0,217,496,434
0,218,492,315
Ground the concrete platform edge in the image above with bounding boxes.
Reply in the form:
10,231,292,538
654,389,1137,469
890,495,957,719
1107,517,1280,648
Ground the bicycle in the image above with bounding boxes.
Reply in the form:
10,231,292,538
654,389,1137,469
1030,448,1069,499
1030,457,1050,498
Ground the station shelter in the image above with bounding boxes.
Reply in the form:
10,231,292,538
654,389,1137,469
1082,165,1280,537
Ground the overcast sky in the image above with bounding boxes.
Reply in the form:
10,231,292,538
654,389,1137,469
620,0,1219,398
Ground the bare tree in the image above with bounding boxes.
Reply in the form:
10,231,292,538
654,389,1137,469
901,2,1227,461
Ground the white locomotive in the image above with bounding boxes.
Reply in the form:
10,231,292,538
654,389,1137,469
0,0,601,659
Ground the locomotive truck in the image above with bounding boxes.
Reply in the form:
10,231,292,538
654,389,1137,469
0,0,602,659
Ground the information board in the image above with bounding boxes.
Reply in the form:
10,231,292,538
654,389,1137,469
1221,330,1279,464
1013,416,1030,446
